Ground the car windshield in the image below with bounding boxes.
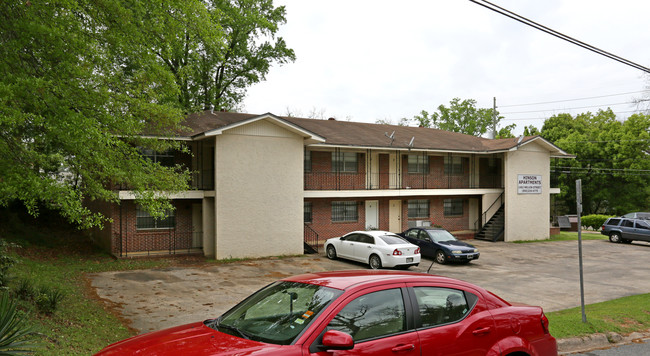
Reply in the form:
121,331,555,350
426,230,457,243
207,281,342,345
379,234,408,245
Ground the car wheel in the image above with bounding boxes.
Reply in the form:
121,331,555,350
326,245,337,259
435,250,447,264
369,254,382,269
609,232,622,243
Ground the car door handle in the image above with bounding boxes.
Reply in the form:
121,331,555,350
391,344,415,352
472,326,492,336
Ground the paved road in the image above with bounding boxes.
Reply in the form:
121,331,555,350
89,238,650,334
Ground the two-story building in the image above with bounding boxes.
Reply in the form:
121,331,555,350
89,111,571,259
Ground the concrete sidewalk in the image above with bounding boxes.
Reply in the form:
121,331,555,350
89,239,650,351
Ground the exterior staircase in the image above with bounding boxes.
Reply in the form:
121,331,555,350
475,205,505,242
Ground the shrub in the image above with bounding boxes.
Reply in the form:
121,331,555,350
581,215,613,231
34,286,65,315
14,279,35,301
0,292,39,354
0,240,17,290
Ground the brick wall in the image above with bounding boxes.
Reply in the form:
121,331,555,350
305,196,472,241
400,155,470,189
305,151,366,190
109,200,196,255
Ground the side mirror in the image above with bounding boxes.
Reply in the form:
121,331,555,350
322,330,354,350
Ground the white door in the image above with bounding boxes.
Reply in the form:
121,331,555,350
389,200,402,233
365,200,379,230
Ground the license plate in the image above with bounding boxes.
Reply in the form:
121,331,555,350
406,257,413,262
467,255,474,260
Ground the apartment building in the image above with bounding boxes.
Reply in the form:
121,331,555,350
89,111,571,259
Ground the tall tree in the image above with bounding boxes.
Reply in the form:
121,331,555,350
0,1,214,227
542,109,650,215
414,98,506,136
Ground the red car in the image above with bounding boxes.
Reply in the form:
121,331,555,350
95,270,557,356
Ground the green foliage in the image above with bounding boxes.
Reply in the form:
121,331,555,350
0,240,17,290
580,214,613,231
413,98,506,136
0,293,39,354
34,286,65,315
543,110,650,216
495,123,516,138
14,279,35,301
523,125,541,136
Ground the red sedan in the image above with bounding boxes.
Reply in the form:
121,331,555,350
95,270,557,356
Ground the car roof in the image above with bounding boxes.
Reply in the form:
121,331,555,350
345,230,400,237
281,270,476,291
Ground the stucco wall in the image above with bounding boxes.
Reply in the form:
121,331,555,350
214,120,304,259
504,142,551,241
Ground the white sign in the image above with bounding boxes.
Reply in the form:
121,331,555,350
518,174,542,194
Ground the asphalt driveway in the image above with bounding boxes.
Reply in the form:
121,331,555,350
89,238,650,333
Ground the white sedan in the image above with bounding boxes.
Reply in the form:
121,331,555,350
325,230,421,269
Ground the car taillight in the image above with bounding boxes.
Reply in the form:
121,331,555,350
415,248,420,254
392,249,402,256
541,313,550,334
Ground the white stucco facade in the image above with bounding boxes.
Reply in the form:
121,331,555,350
503,141,552,241
211,119,306,259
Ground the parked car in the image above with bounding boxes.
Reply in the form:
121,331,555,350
325,230,420,269
398,227,479,264
95,270,558,356
621,212,650,220
601,217,650,243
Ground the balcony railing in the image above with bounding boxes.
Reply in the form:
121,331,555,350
304,172,503,190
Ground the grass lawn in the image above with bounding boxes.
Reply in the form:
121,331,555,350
514,230,607,243
1,212,647,354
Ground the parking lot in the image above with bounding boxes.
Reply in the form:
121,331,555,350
89,238,650,333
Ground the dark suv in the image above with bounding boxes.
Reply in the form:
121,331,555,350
601,217,650,243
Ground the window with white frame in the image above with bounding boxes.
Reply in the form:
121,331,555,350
444,155,465,175
332,152,357,172
443,199,463,217
332,201,358,222
136,206,175,229
408,155,429,174
408,200,429,219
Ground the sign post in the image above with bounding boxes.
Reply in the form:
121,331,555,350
576,179,587,323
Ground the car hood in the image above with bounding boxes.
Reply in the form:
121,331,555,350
95,321,294,356
438,240,476,250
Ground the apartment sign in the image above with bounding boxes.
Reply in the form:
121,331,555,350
518,174,542,194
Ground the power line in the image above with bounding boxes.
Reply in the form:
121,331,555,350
470,0,650,74
502,110,647,121
501,101,637,115
499,90,650,108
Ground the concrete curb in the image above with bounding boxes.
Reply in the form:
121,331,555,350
558,330,650,355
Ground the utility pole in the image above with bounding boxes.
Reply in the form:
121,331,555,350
492,97,497,139
576,179,587,323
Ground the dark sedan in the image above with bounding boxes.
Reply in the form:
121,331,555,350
399,227,479,264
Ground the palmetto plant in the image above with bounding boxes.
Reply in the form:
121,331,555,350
0,293,38,355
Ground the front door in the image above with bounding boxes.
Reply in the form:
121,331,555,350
365,200,379,230
389,200,402,233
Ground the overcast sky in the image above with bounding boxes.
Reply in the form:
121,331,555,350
242,0,650,135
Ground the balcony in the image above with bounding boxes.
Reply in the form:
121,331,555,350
304,172,503,190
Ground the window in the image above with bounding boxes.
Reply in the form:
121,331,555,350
304,202,312,223
408,200,429,219
136,206,175,229
444,156,465,175
327,288,406,341
413,287,475,328
621,219,634,228
304,150,312,172
636,220,650,230
408,155,428,174
443,199,463,217
332,201,358,222
332,152,358,172
605,218,620,226
141,148,175,167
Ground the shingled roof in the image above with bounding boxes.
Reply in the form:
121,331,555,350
176,110,570,156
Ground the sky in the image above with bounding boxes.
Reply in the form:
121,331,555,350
241,0,650,136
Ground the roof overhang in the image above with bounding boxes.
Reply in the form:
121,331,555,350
509,136,575,158
194,112,326,144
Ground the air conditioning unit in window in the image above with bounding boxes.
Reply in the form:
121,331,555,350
408,220,432,228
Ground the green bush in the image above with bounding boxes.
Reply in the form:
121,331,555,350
0,240,17,290
14,279,35,301
34,286,65,315
581,214,613,231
